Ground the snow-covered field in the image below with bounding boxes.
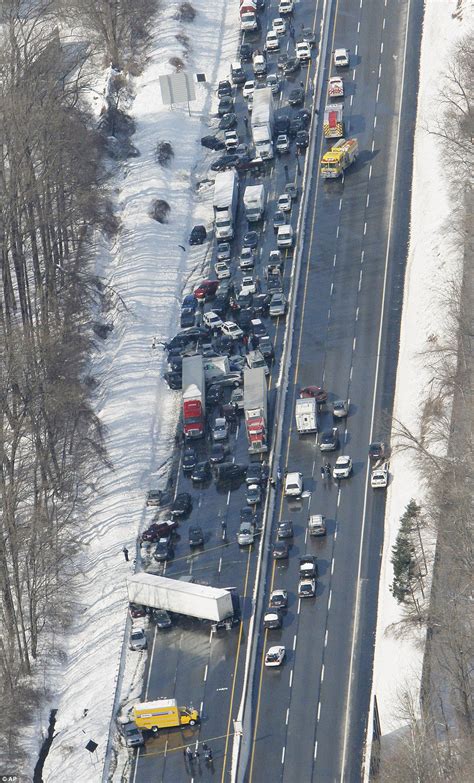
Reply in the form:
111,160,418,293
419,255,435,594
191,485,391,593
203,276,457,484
37,2,239,781
368,0,473,752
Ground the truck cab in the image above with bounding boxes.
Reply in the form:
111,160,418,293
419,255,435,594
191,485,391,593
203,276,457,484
246,349,270,376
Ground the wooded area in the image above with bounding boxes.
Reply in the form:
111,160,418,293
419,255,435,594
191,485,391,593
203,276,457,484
0,0,159,766
378,30,474,783
0,3,107,763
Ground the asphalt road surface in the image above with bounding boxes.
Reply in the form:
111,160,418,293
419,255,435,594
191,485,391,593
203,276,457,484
131,0,423,780
242,0,423,782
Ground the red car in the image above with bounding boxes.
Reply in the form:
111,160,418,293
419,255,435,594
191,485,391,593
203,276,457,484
129,603,147,619
194,279,219,301
300,386,328,403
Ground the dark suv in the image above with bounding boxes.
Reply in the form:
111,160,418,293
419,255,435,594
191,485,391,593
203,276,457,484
189,526,204,547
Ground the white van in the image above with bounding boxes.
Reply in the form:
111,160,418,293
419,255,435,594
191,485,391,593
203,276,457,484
284,472,303,497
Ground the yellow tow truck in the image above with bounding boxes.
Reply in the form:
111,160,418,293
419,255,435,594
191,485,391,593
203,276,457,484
320,138,359,178
132,698,199,733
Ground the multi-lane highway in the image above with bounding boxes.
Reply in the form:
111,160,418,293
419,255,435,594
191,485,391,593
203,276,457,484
130,0,423,780
241,0,423,781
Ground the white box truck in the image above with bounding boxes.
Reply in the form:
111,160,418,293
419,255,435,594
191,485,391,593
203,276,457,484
251,88,274,160
127,573,240,629
213,170,238,240
295,398,318,434
243,183,265,222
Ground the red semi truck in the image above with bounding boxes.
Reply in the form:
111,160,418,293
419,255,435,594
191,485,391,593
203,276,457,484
182,355,205,439
244,366,268,453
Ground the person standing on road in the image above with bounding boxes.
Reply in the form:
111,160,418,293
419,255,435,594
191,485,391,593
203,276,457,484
185,746,193,761
122,546,129,562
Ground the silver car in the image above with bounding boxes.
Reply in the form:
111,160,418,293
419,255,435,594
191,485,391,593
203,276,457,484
231,386,245,410
212,417,229,441
237,522,256,546
121,721,144,747
332,399,349,419
269,293,287,317
130,627,147,651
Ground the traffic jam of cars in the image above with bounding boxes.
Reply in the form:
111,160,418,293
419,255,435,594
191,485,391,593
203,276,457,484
127,0,390,723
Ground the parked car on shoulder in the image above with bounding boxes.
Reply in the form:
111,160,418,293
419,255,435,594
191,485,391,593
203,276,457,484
369,442,387,460
146,489,163,507
130,627,147,651
153,537,174,562
120,721,144,748
201,135,226,151
189,225,207,245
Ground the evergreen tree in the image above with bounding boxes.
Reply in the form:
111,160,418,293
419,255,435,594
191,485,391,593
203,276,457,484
390,500,420,603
